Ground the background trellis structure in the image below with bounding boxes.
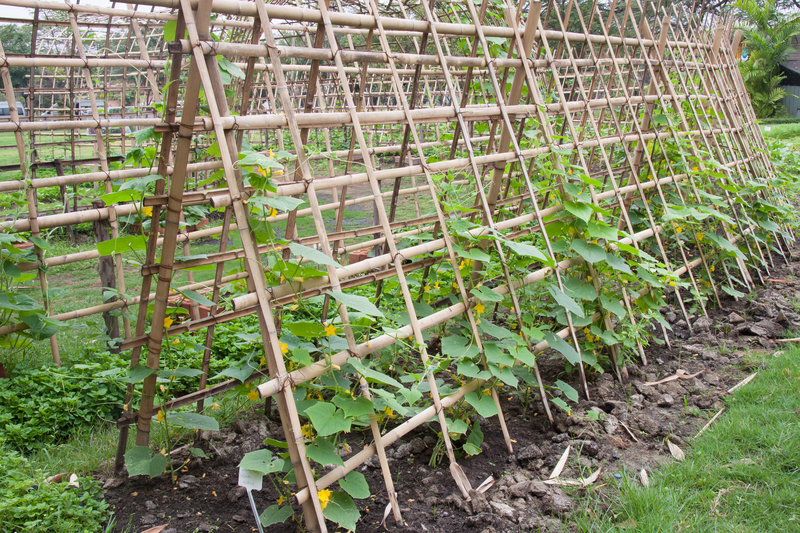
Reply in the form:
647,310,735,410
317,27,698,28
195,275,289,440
0,0,795,530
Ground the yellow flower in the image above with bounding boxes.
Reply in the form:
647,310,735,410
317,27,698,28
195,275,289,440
384,406,396,419
248,389,259,401
568,168,573,175
424,285,431,292
434,281,440,289
301,423,314,438
269,149,275,158
260,357,267,367
676,227,682,234
163,316,174,329
669,281,676,287
269,208,278,218
693,166,699,172
711,265,715,272
483,388,491,395
277,495,285,506
279,341,288,354
583,327,590,335
474,302,485,315
212,402,220,410
274,169,283,175
318,489,332,510
453,282,459,289
142,206,153,217
697,233,704,241
324,323,337,336
257,166,267,176
157,410,165,422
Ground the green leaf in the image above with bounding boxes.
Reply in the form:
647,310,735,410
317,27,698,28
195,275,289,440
471,285,503,302
120,363,155,383
479,320,514,339
564,200,593,222
305,403,351,436
453,243,491,262
548,286,585,318
323,491,360,531
555,380,579,402
339,471,370,499
604,254,632,274
163,19,177,41
504,240,552,266
571,240,606,264
462,442,482,456
97,235,147,256
158,367,204,379
166,412,219,431
0,293,40,311
328,290,383,318
447,418,470,434
348,357,403,389
181,289,215,307
264,438,289,449
260,504,294,527
285,321,325,338
543,331,582,365
441,335,480,360
289,242,341,268
239,151,285,169
212,355,258,382
188,447,208,458
464,391,500,418
263,195,304,212
587,221,619,241
306,438,345,467
239,449,285,475
456,362,491,380
29,236,51,250
332,395,374,417
599,295,627,319
124,446,167,478
721,284,746,298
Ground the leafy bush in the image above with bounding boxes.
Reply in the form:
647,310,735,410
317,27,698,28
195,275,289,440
0,447,109,532
0,354,126,452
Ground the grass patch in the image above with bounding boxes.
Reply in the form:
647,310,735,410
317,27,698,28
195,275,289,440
577,346,800,532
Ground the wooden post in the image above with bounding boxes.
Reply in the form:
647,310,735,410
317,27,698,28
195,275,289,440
92,200,120,352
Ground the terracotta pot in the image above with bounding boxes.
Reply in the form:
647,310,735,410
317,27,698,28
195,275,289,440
348,247,372,265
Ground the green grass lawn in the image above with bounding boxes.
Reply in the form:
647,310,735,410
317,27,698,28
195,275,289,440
576,345,800,532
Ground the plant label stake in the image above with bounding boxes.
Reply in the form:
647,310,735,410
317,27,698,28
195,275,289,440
238,468,264,533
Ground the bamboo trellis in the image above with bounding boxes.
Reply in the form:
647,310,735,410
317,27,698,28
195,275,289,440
0,0,793,531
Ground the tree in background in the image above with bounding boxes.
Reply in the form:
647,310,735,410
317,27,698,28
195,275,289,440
0,24,32,95
736,0,800,117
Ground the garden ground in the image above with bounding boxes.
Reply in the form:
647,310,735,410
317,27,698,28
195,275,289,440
96,244,800,533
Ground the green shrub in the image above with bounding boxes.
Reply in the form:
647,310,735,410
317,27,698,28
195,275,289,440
0,448,109,532
0,354,126,452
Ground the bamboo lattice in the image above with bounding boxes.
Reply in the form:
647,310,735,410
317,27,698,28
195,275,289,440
0,0,793,531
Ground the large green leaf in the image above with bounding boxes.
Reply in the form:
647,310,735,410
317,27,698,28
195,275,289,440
212,355,258,382
464,391,500,418
323,492,360,531
289,242,341,267
97,235,147,256
571,240,606,264
331,395,374,417
166,412,219,431
119,363,155,384
339,471,370,499
599,294,627,319
548,286,585,318
305,403,351,436
328,290,383,318
306,438,345,467
471,285,503,302
564,200,593,222
260,504,294,527
239,449,285,475
504,240,552,266
125,446,167,478
348,357,404,389
543,331,582,365
285,321,325,338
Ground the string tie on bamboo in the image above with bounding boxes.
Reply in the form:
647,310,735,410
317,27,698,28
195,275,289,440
274,371,296,393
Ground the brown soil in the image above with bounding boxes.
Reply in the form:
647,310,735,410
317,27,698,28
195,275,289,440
102,245,800,533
